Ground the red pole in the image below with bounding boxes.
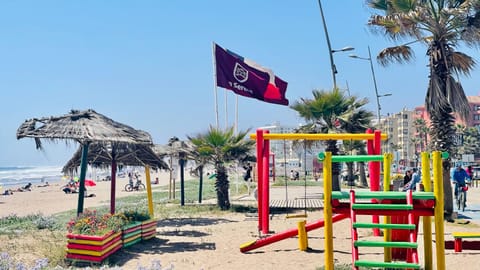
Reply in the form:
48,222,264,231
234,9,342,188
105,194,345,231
261,130,270,234
366,129,380,236
256,129,264,233
371,130,382,236
407,190,419,264
350,190,359,269
240,214,348,253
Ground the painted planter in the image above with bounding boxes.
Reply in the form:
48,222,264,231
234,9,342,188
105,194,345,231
141,219,158,240
121,222,142,247
66,230,122,263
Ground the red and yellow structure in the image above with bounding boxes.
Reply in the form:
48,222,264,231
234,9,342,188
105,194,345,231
241,129,446,270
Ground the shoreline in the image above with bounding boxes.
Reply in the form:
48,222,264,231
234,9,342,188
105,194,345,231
0,170,175,217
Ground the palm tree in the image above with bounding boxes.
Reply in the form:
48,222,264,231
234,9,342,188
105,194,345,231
342,140,369,187
188,126,255,210
413,118,429,152
290,89,373,191
367,0,480,220
454,124,480,160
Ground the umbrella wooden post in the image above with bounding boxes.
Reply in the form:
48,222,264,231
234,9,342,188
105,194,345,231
77,142,90,216
110,159,117,214
180,158,185,206
198,166,203,203
145,166,154,217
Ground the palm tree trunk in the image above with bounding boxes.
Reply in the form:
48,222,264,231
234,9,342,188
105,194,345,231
430,111,455,220
359,162,368,187
215,164,230,210
325,140,341,191
443,161,454,220
346,162,355,186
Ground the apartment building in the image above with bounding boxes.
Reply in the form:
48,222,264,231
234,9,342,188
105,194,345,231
379,108,417,168
414,96,480,131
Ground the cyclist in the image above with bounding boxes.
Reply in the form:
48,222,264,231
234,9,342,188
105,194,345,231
128,172,134,187
134,173,141,184
452,164,470,206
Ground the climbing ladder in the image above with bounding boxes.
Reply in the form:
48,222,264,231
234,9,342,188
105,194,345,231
349,190,420,269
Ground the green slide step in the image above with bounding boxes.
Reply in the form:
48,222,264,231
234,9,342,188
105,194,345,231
354,240,418,248
352,203,413,210
353,222,415,230
331,191,435,200
355,260,420,269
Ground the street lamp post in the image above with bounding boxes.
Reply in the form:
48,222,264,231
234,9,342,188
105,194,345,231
349,46,391,124
317,0,354,89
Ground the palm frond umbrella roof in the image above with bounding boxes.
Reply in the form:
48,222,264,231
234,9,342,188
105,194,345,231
63,143,169,174
16,109,155,215
16,109,152,148
153,140,190,156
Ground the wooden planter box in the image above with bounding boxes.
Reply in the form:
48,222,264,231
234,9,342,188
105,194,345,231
141,219,157,240
121,222,142,247
66,230,122,263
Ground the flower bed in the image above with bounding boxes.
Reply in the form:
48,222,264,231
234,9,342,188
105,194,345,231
65,209,125,263
66,231,122,263
141,219,158,240
122,221,142,247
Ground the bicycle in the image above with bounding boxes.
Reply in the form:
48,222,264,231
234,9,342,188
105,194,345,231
125,179,145,192
455,184,468,212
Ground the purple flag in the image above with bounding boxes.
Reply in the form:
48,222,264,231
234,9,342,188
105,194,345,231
214,43,289,106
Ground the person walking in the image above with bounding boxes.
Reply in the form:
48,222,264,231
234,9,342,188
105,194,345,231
403,170,412,185
403,168,421,191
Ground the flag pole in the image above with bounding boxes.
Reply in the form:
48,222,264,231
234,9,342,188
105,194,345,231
212,42,219,129
225,89,228,129
235,95,238,134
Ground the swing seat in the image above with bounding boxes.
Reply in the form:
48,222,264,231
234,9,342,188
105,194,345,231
286,213,308,219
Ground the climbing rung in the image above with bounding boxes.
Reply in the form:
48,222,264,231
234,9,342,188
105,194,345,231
354,241,418,248
352,203,413,210
355,260,420,269
353,222,415,230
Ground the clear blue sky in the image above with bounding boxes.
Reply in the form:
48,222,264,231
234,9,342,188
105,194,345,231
1,1,479,166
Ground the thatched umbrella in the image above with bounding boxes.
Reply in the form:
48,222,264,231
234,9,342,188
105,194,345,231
154,139,190,205
63,143,169,214
16,109,153,215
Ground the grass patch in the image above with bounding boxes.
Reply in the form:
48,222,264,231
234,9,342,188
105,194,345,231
0,178,252,269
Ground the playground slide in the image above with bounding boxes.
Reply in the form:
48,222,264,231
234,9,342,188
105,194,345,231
390,215,420,261
240,213,348,253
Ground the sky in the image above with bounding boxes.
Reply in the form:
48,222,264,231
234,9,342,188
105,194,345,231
1,1,480,167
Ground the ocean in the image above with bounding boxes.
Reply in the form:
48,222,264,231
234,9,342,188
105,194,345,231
0,166,64,188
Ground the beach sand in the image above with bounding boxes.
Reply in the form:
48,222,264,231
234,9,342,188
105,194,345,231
2,173,480,269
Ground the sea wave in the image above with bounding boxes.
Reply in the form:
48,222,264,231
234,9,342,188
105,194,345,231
0,166,63,188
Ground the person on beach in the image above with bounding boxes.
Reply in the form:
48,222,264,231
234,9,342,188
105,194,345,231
37,182,49,188
2,189,13,195
16,183,32,192
63,182,78,194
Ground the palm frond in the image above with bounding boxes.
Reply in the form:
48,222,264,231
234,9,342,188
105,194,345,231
450,51,476,75
377,45,414,66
